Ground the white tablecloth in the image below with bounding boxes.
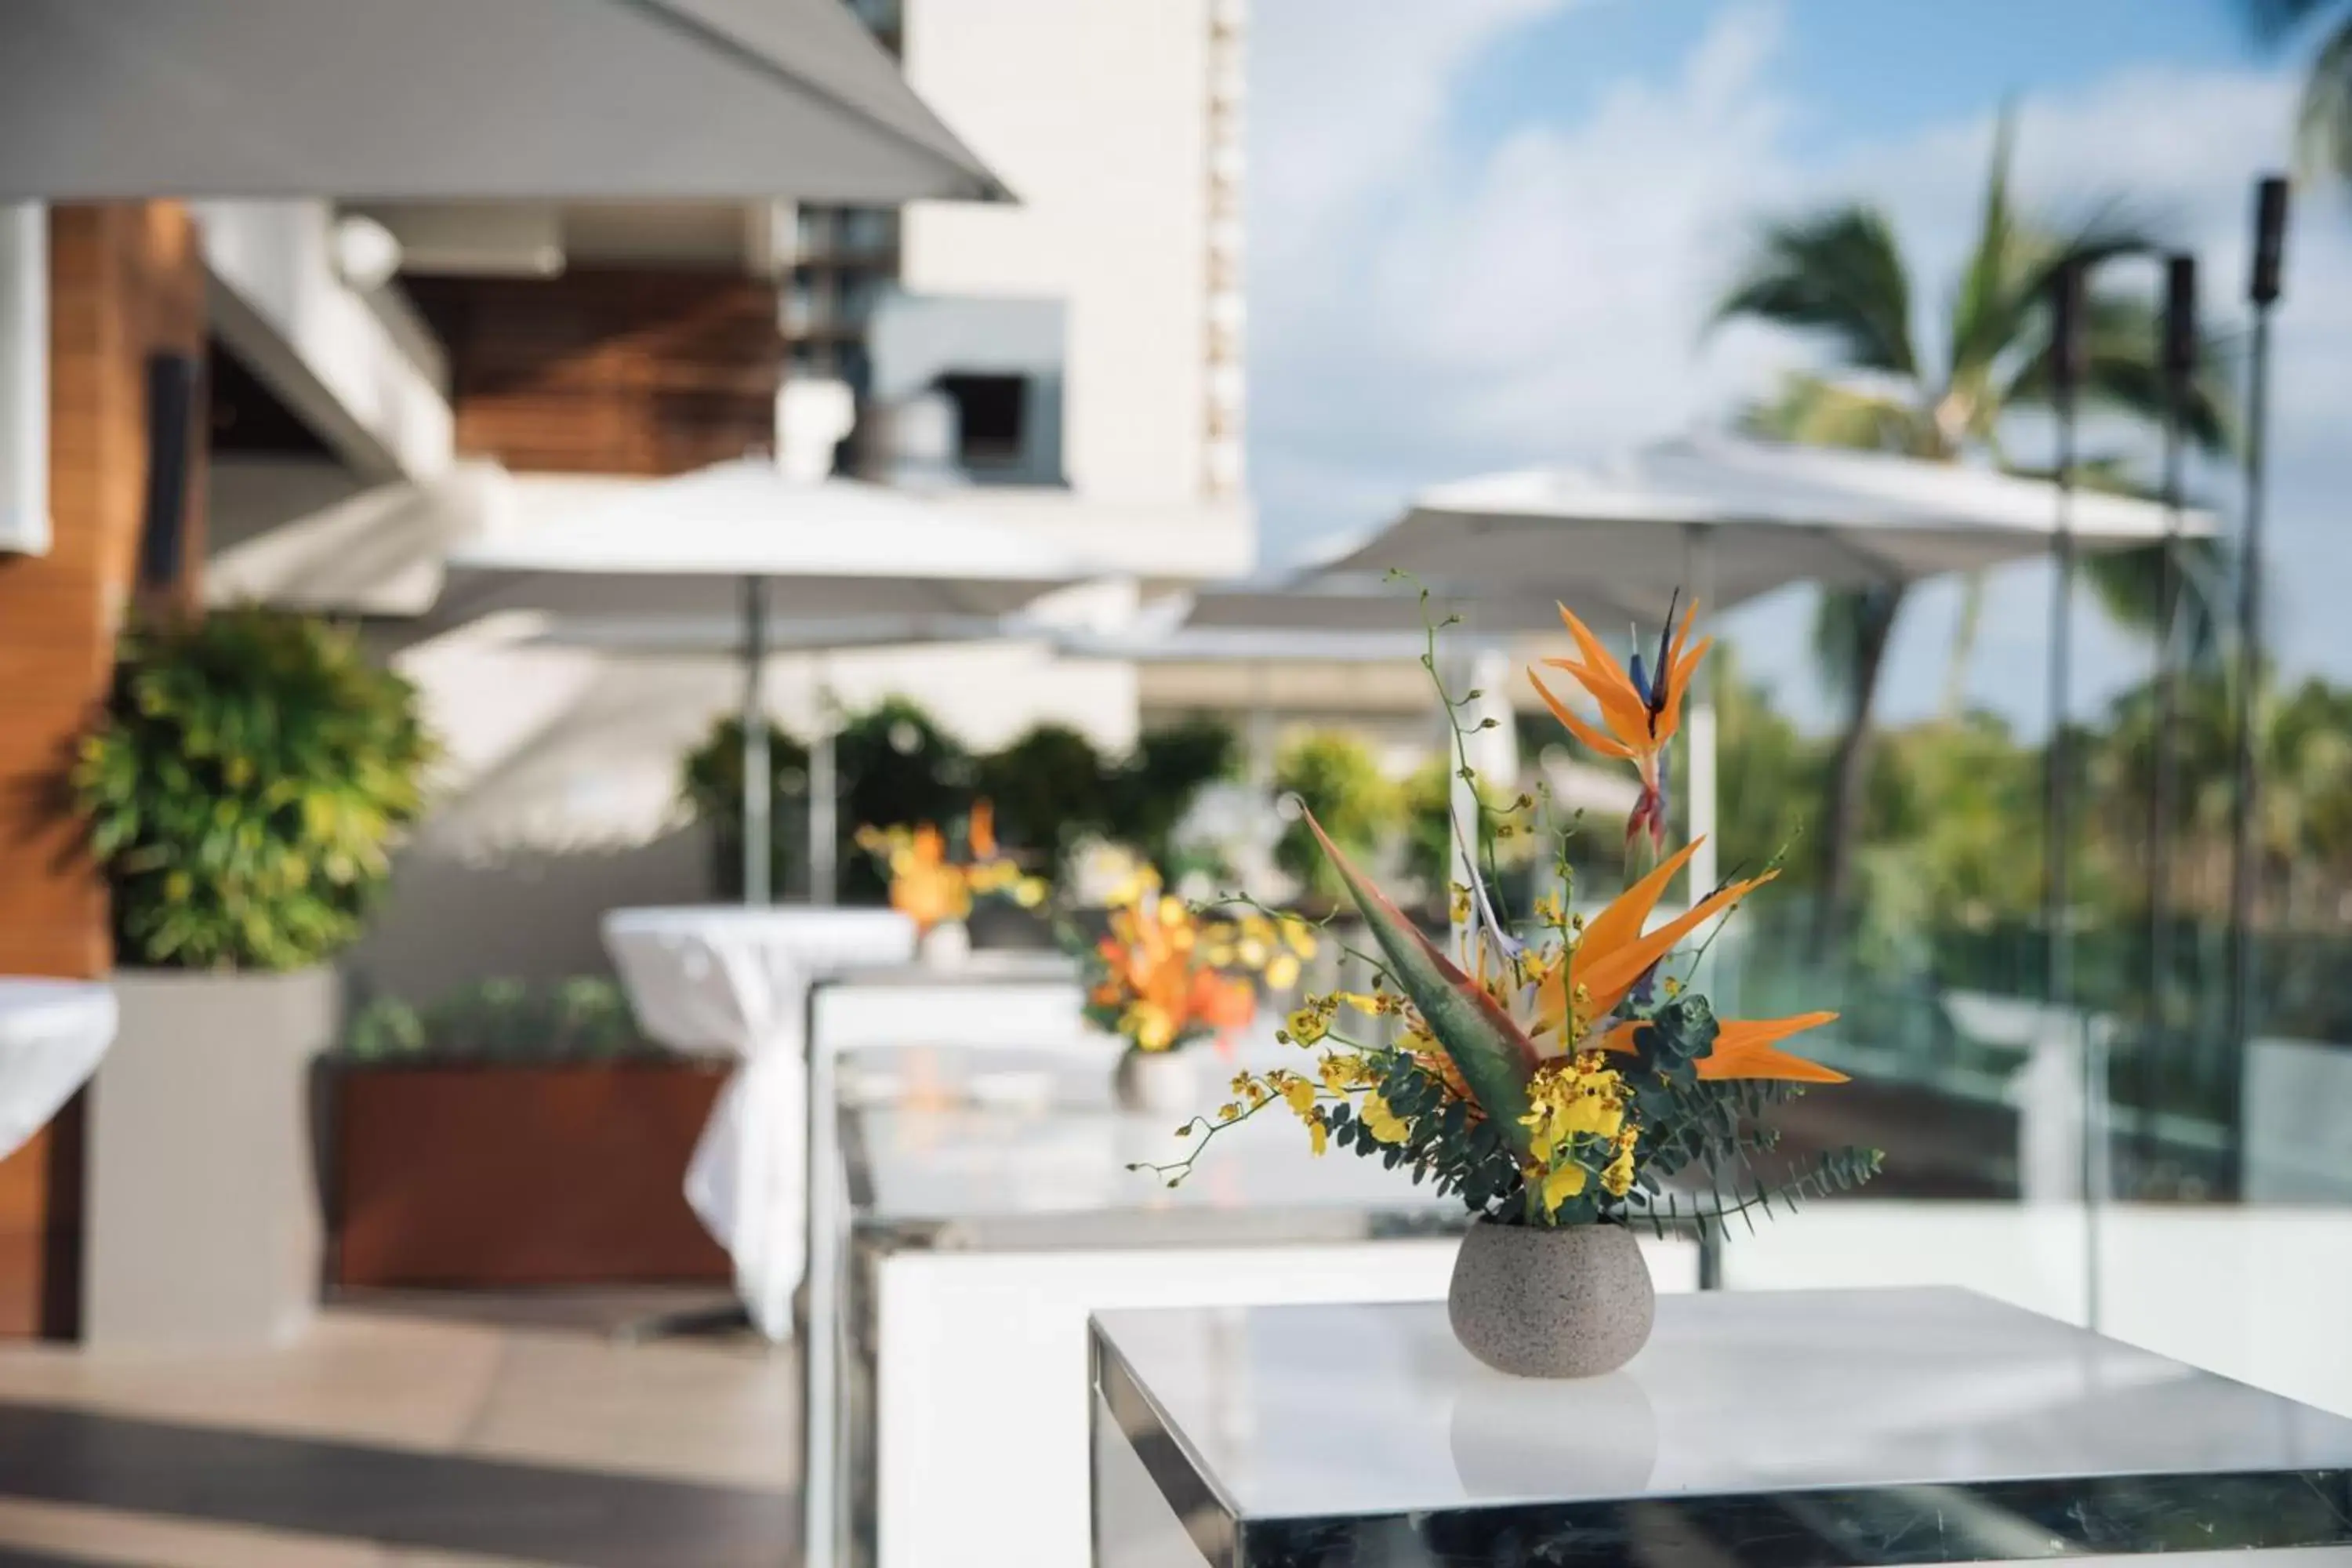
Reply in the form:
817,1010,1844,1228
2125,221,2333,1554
602,907,916,1340
0,978,118,1162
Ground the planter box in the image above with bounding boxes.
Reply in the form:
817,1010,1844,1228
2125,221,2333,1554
85,967,338,1350
332,1058,731,1289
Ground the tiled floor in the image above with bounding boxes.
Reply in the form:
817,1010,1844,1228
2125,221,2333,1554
0,1290,795,1568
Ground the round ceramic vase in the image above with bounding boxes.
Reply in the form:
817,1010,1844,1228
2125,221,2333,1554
1447,1218,1655,1378
1112,1047,1200,1117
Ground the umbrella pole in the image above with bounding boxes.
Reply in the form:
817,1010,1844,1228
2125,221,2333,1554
1685,526,1720,902
1685,527,1722,1002
2227,177,2289,1200
743,575,771,906
811,659,839,906
2049,257,2105,1331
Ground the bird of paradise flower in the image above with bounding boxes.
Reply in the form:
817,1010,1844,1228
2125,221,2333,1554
1138,596,1878,1232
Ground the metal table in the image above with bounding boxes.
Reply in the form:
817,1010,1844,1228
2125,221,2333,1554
1092,1287,2352,1565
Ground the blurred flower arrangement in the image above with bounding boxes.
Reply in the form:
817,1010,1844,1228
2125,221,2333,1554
855,799,1046,935
1079,866,1313,1054
1142,595,1880,1236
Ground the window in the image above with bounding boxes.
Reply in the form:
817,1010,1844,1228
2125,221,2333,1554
936,373,1028,467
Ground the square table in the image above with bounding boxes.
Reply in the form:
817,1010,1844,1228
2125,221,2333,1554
815,1071,1703,1568
1091,1287,2352,1566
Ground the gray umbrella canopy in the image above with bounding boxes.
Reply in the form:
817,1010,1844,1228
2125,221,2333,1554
0,0,1005,202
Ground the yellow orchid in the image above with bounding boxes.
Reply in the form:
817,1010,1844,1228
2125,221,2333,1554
1528,596,1712,852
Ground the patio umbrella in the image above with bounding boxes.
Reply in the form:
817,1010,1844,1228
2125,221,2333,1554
0,0,1005,202
440,459,1087,904
1313,434,2219,903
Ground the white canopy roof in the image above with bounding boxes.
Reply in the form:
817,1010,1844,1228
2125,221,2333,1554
1320,434,2219,624
0,0,1005,203
440,460,1088,622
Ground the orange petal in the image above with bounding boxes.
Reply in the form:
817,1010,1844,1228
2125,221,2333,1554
1556,603,1634,690
1649,634,1715,746
1529,670,1636,759
1536,660,1651,744
1532,840,1707,1034
1596,1019,1643,1055
1699,1014,1846,1083
1577,839,1704,967
1576,869,1779,1020
968,799,997,859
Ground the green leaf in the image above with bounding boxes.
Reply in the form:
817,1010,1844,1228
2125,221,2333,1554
1302,810,1537,1159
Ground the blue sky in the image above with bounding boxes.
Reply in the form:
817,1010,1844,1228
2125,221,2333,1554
1247,0,2350,735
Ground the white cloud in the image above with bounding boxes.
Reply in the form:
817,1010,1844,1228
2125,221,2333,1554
1247,2,2352,731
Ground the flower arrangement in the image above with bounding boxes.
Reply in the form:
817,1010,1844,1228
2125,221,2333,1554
1143,597,1879,1240
1080,866,1313,1054
855,800,1046,935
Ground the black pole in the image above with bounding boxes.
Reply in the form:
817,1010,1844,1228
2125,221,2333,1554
2225,175,2288,1198
2142,253,2196,1189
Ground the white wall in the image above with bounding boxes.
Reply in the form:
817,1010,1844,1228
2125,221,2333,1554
194,201,453,483
900,0,1221,515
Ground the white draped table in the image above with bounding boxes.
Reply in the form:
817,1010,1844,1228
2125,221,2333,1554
0,978,118,1161
601,906,915,1340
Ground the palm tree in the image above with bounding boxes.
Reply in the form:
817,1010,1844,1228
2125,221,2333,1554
2241,1,2352,180
1710,112,2233,945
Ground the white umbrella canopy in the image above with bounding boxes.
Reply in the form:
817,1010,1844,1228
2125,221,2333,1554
443,462,1082,622
0,0,1005,203
1326,434,2217,621
440,461,1091,905
1307,433,2220,917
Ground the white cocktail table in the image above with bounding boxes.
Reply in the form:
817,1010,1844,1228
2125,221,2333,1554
601,906,914,1339
1092,1287,2352,1565
0,978,117,1161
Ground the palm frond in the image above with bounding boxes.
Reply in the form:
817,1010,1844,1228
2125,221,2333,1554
1737,372,1928,454
1810,584,1907,708
1949,104,2023,385
2003,290,2237,453
2299,20,2352,180
2239,0,2343,45
1711,206,1921,378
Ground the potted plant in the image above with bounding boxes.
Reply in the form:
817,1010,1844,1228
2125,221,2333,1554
1080,865,1305,1115
1142,598,1878,1377
331,979,730,1289
72,608,431,1347
855,800,1045,964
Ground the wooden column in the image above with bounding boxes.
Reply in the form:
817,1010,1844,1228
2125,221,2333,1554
0,201,205,1338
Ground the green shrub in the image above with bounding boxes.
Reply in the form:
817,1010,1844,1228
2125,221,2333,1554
1105,716,1238,871
74,609,432,971
834,697,975,899
342,975,647,1063
681,717,811,898
973,723,1111,871
1273,730,1401,902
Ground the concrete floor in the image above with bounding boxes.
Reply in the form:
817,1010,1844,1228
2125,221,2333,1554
0,1290,794,1567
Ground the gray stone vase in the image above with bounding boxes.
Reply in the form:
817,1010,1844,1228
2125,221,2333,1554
1112,1046,1201,1118
1447,1217,1655,1377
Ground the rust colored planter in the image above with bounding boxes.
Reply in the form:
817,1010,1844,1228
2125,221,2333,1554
332,1059,731,1289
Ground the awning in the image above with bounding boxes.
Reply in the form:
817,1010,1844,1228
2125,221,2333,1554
0,0,1006,203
